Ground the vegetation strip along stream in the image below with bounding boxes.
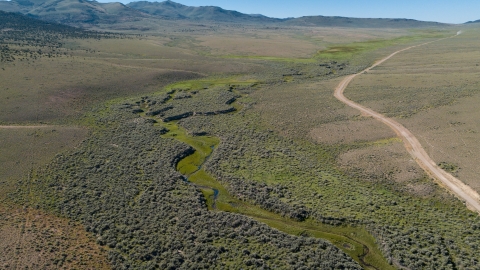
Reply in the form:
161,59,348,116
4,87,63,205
135,84,391,269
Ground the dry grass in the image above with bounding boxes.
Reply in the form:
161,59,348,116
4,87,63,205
310,118,395,144
0,205,109,269
253,78,358,139
198,32,321,58
400,94,480,192
338,141,427,188
0,22,465,268
0,36,272,124
0,56,202,123
198,26,411,59
0,126,88,200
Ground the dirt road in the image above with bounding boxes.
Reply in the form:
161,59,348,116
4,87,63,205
334,33,480,214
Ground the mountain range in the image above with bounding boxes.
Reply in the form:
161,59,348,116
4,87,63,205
0,0,452,28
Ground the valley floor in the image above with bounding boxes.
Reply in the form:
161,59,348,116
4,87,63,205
1,19,480,269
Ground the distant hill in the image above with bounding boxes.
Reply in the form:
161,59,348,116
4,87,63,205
465,19,480,24
0,0,450,28
284,16,447,28
126,1,281,23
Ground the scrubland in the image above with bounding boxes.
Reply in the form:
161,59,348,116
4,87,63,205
2,15,480,269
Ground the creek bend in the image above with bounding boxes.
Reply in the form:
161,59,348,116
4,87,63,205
133,88,390,269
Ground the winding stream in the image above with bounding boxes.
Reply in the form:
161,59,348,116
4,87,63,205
135,89,391,269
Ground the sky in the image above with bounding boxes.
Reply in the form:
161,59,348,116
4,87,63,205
105,0,480,24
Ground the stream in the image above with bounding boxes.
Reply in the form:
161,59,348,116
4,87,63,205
134,89,386,270
179,145,220,209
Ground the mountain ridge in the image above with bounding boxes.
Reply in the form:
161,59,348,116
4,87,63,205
126,1,283,23
0,0,453,28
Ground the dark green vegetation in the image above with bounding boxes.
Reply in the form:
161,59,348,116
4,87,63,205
0,0,450,28
438,162,460,176
145,87,238,122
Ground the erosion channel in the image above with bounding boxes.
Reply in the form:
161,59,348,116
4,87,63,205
134,85,391,270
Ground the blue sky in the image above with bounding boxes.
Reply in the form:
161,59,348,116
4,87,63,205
108,0,480,24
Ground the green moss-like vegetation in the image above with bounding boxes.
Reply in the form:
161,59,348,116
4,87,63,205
160,121,219,176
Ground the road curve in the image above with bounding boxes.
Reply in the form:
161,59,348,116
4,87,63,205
334,33,480,214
